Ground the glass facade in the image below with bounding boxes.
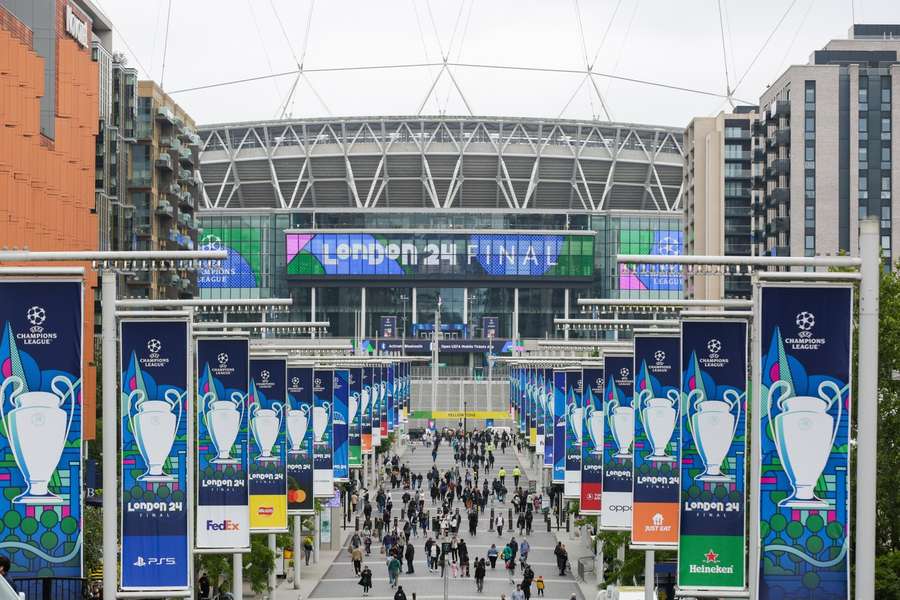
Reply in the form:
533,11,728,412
198,211,683,338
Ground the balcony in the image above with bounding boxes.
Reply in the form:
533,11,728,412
178,147,194,166
724,150,751,161
773,216,790,233
773,158,791,175
752,174,765,190
773,187,790,205
166,273,181,287
159,136,173,148
178,191,194,210
178,212,192,228
128,173,151,188
155,200,174,219
155,153,173,171
752,201,765,216
774,245,791,256
775,128,791,147
773,100,791,117
753,147,766,162
135,224,152,238
177,168,192,183
725,168,751,180
752,119,766,136
156,106,175,124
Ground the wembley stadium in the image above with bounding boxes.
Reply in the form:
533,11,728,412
195,115,686,373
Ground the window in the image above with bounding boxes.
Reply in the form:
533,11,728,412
805,85,816,103
805,235,815,249
805,145,816,163
859,82,868,104
806,176,815,191
860,146,868,164
859,118,868,132
883,176,892,191
860,177,868,191
883,146,891,163
883,118,892,133
882,77,891,103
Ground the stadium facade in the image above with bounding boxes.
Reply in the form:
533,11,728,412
195,116,686,367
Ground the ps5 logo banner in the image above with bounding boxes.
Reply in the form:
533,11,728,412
120,319,190,591
0,280,83,582
757,285,852,600
196,338,250,551
678,319,747,592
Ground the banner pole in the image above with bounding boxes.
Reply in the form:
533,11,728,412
268,533,277,595
233,552,243,597
644,549,654,600
101,270,118,600
856,217,880,600
293,514,302,590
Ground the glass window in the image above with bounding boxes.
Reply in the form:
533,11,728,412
805,176,815,191
860,177,868,191
860,118,868,132
860,147,868,163
805,146,815,162
859,82,868,104
883,147,892,162
805,117,815,132
882,78,891,103
883,176,892,191
805,235,815,249
805,83,816,103
883,118,892,133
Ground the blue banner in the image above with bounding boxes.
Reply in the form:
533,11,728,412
0,280,84,583
543,368,554,468
120,319,189,590
758,285,852,600
679,320,747,590
286,367,314,514
362,367,373,453
379,365,388,439
581,366,604,515
601,354,633,530
196,338,250,550
632,334,681,547
552,369,566,484
386,364,395,433
371,366,381,447
333,369,349,482
312,369,334,497
248,358,288,532
348,368,362,468
564,369,583,498
535,369,545,456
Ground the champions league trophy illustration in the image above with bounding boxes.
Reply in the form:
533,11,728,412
128,386,184,483
768,378,844,508
566,400,583,446
585,404,604,455
637,386,680,462
286,404,310,454
249,383,283,462
606,395,634,459
349,392,359,431
361,386,370,422
201,365,245,465
686,382,742,482
313,401,331,443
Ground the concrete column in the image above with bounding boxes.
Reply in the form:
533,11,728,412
233,553,243,598
644,550,654,600
292,515,302,590
101,270,117,600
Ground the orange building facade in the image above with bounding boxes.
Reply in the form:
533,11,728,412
0,1,99,438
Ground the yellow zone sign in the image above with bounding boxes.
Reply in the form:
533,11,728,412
430,411,510,419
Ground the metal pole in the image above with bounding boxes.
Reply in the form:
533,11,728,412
292,515,302,590
233,553,243,598
644,550,654,600
564,289,570,340
268,533,277,597
856,217,880,600
748,272,762,597
432,309,439,420
101,270,117,600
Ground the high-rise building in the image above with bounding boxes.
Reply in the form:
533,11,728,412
683,107,757,300
0,0,101,436
754,24,900,262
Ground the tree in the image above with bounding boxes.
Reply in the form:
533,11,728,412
875,267,900,553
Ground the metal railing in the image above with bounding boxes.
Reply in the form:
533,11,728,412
410,379,510,416
12,577,87,600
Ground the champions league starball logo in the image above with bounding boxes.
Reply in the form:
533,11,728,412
260,370,270,383
291,377,300,387
218,353,229,367
796,311,815,334
201,234,224,252
654,350,666,364
619,367,629,379
707,339,721,355
658,237,680,256
147,338,162,356
26,306,46,330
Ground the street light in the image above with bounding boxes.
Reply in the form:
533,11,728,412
399,292,409,356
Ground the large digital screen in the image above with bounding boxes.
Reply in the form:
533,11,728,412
618,230,683,291
285,231,594,281
198,227,262,289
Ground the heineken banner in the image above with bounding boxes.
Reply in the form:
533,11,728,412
196,338,250,550
543,368,554,468
371,366,381,447
679,320,747,591
333,369,350,482
0,279,84,580
632,334,681,547
757,285,852,599
601,354,633,530
379,365,388,438
312,369,334,497
535,369,545,457
361,367,373,454
564,369,583,498
248,358,288,532
348,368,362,468
552,369,566,484
581,366,604,515
120,318,190,590
286,367,314,514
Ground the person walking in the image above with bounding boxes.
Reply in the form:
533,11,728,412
198,573,210,600
498,467,507,487
404,540,415,574
511,584,525,600
487,543,499,569
351,545,363,575
388,554,402,588
474,558,486,592
535,575,545,597
495,513,504,537
512,466,521,488
303,535,314,565
394,585,408,600
358,565,373,596
429,539,440,572
554,542,568,576
519,539,530,568
521,563,534,600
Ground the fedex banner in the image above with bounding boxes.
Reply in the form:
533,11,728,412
564,369,583,498
632,334,681,547
196,338,250,550
120,319,190,591
248,358,288,532
0,280,84,582
312,370,334,497
286,367,314,514
679,320,747,591
348,368,362,468
333,369,350,482
757,285,852,600
581,366,604,515
601,354,633,530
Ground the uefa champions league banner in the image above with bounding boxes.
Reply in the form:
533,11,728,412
581,366,604,515
757,285,852,600
520,368,528,436
678,320,747,591
535,369,545,456
386,364,395,433
348,368,362,468
120,319,190,590
632,334,681,547
333,369,350,482
601,354,633,530
286,367,314,514
248,358,288,532
312,369,335,497
529,367,537,447
552,369,566,484
361,367,373,454
197,338,250,550
564,369,583,498
379,365,388,438
0,280,84,581
371,366,381,447
543,368,554,468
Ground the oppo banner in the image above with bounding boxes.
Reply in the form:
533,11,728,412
581,366,604,515
552,370,566,484
312,369,335,497
0,280,84,580
361,367,373,454
632,334,681,547
196,338,250,550
757,285,852,599
248,358,288,532
535,369,545,457
679,320,747,591
601,354,633,530
543,368,554,468
348,368,362,468
371,366,381,448
286,367,314,514
120,319,190,590
333,369,350,482
564,369,583,498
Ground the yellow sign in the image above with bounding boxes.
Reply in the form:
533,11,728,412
430,410,510,420
250,494,288,531
529,427,537,447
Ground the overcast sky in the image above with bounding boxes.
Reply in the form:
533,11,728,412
94,0,900,128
